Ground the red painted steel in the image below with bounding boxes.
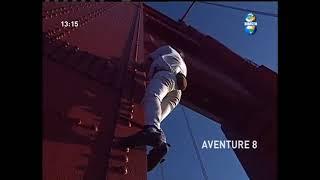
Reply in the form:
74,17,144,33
42,2,147,180
107,3,147,180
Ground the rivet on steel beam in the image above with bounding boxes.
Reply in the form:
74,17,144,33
75,47,80,51
120,166,128,175
120,101,134,108
111,166,128,175
64,42,70,48
122,105,134,114
77,120,82,125
123,147,130,153
94,125,99,132
119,112,133,119
122,155,129,163
121,103,134,110
118,119,132,128
127,122,132,128
119,112,133,120
120,106,134,113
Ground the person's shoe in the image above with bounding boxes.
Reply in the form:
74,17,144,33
147,142,170,172
116,125,165,148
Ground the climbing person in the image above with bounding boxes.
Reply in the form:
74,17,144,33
116,43,187,172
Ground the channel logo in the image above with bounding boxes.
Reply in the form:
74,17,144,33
244,13,257,35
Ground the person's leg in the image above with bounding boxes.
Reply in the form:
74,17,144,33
143,72,175,130
144,76,180,145
143,90,180,148
116,72,175,148
160,90,182,122
146,85,181,172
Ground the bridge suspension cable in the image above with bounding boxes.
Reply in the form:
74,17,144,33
198,1,278,17
181,106,209,180
160,163,165,180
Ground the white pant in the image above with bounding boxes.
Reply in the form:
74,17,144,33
142,71,182,130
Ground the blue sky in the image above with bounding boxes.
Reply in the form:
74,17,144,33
145,1,278,180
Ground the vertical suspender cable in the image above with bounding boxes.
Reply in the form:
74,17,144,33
181,106,209,180
160,163,165,180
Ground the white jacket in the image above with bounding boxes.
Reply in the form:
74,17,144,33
148,45,187,79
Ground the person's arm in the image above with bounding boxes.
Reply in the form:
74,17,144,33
145,45,170,79
146,46,166,79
